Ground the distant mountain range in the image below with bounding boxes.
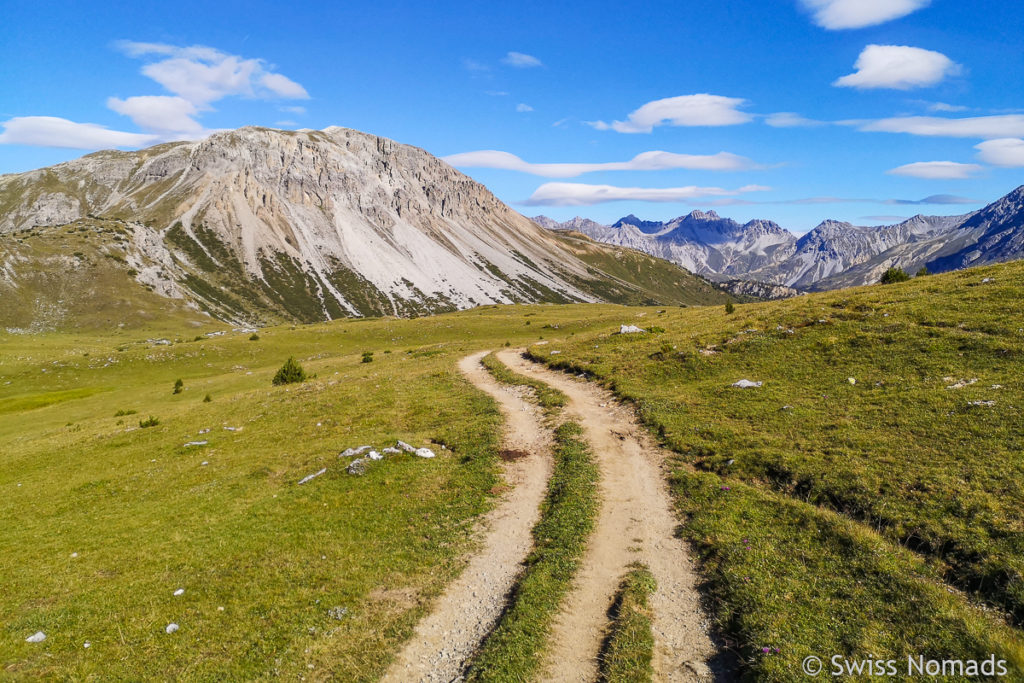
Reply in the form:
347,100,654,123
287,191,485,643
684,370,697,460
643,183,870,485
533,185,1024,291
0,126,726,330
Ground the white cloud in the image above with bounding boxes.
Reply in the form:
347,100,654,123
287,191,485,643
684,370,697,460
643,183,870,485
106,96,203,136
516,103,534,113
975,138,1024,167
589,94,753,133
444,149,759,177
279,105,307,115
502,52,543,68
0,116,157,149
886,161,983,179
463,58,490,73
484,90,509,97
117,42,310,106
854,114,1024,138
834,45,960,90
799,0,931,30
765,112,824,128
524,182,769,206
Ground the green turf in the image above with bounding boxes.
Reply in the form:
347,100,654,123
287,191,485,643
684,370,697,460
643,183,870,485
600,564,656,683
0,304,631,680
528,261,1024,679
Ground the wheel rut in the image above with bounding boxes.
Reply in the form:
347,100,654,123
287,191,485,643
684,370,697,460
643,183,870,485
381,351,553,683
495,349,716,683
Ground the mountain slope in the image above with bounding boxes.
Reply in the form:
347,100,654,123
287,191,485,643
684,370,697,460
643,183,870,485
0,127,724,328
535,188,1024,291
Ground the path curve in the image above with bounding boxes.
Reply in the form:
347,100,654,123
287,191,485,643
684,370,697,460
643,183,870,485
381,351,553,683
496,349,716,683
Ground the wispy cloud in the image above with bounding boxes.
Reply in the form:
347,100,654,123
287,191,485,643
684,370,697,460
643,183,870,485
444,149,761,177
886,161,982,179
926,102,969,113
851,114,1024,138
0,116,157,149
501,52,543,68
524,183,770,206
764,112,825,128
834,45,961,90
588,94,753,133
516,103,534,113
462,58,491,73
975,138,1024,167
798,0,931,30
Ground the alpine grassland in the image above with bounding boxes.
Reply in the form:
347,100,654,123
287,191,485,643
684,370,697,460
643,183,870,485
0,304,627,680
529,261,1024,679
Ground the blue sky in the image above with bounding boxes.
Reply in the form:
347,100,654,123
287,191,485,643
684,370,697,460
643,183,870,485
1,0,1022,231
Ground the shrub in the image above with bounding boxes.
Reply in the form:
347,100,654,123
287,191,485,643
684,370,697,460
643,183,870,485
272,357,307,385
203,394,212,403
880,267,910,284
249,333,260,341
114,409,137,417
173,379,184,395
361,351,374,363
916,266,931,277
725,301,735,314
139,416,160,428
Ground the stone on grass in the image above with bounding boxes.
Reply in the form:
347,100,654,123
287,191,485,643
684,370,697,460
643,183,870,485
174,588,184,596
731,379,763,389
367,450,383,461
328,606,348,621
165,623,179,634
298,468,328,485
347,459,367,476
183,441,207,447
339,445,372,458
382,447,401,455
618,324,646,334
25,632,46,643
415,447,436,459
396,440,416,453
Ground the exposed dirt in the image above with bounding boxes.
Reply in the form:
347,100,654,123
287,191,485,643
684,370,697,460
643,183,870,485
495,349,717,683
381,351,553,683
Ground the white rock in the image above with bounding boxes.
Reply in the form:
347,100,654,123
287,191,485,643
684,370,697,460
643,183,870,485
731,379,763,388
414,448,436,459
83,641,91,648
71,552,78,558
847,377,856,385
25,631,46,643
184,441,207,447
340,445,372,458
165,623,179,634
173,588,184,596
382,447,401,454
618,324,646,334
298,468,328,485
396,441,417,453
367,450,383,461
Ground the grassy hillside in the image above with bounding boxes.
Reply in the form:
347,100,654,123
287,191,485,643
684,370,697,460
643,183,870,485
0,304,638,679
529,261,1024,679
552,230,731,307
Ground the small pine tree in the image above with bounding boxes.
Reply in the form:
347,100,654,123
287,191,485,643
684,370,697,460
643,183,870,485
916,266,931,277
139,416,160,428
361,351,374,363
173,379,184,394
272,357,307,386
880,267,910,284
203,394,212,403
725,301,735,314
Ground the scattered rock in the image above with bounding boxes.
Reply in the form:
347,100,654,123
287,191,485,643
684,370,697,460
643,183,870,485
165,623,179,634
347,459,367,476
71,552,78,558
25,632,46,643
367,450,384,461
201,461,209,466
382,447,401,454
396,441,416,453
183,441,207,447
982,277,995,283
731,379,763,389
223,426,240,432
174,588,184,596
968,400,996,407
327,606,348,621
550,350,561,355
340,445,372,458
946,378,978,389
618,324,646,334
198,428,211,434
415,448,436,459
298,468,328,485
83,641,90,648
847,377,856,385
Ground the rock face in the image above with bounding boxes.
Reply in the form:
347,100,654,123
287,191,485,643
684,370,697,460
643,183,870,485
534,187,1024,290
1,126,713,326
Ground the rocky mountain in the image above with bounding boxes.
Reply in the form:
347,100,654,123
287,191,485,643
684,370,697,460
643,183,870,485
534,187,1024,291
0,126,728,329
